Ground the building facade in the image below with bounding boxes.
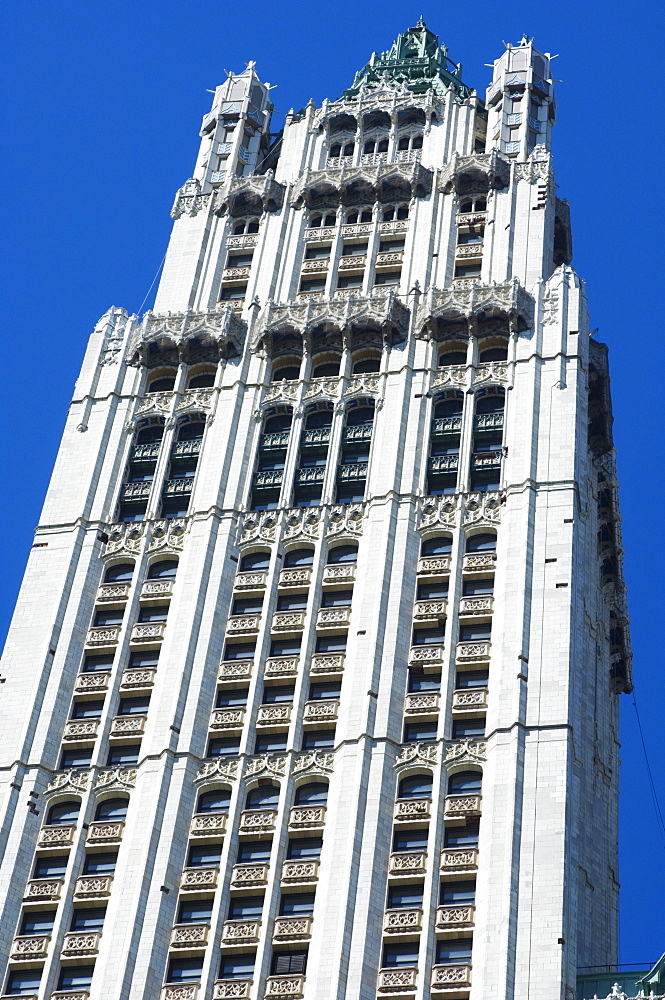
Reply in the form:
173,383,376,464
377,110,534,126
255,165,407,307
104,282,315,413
0,22,632,1000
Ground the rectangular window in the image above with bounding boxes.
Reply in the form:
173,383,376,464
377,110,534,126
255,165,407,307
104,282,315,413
462,578,494,595
58,967,96,990
167,958,204,984
393,830,428,852
34,855,68,878
373,270,401,286
61,748,93,770
270,638,302,657
407,671,441,693
341,242,368,256
223,643,256,661
232,596,264,615
320,590,353,608
137,605,169,623
208,737,241,758
276,593,308,611
219,953,257,980
417,581,448,600
379,239,405,253
20,909,56,935
299,277,326,293
226,252,254,267
6,969,43,995
383,943,419,967
93,608,124,626
262,685,295,704
188,845,222,867
444,821,479,848
238,841,272,863
455,670,489,690
436,938,473,963
308,681,341,700
118,696,151,715
216,688,249,708
387,885,423,908
411,627,445,645
459,623,491,642
301,729,335,750
440,880,476,904
279,893,315,915
106,745,140,766
228,896,264,919
70,699,105,719
315,634,347,653
404,721,438,743
272,952,308,976
70,907,106,932
454,263,481,278
336,274,363,290
128,649,160,668
255,733,288,754
304,246,331,260
219,284,248,301
287,837,323,859
451,718,486,739
178,900,213,924
83,852,118,875
82,653,114,672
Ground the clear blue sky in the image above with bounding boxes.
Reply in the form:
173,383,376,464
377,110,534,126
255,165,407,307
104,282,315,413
3,0,664,966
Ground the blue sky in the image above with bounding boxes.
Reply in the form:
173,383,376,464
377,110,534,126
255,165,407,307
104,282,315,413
3,0,664,966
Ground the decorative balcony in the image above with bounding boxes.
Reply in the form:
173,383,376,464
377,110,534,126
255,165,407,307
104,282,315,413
316,607,351,629
254,470,284,490
181,866,220,891
63,719,99,741
304,225,336,240
377,967,417,993
86,820,125,845
264,976,306,998
10,934,50,960
302,426,331,446
227,232,259,248
471,452,502,472
173,438,202,460
86,625,121,647
459,596,493,618
273,915,313,941
431,964,472,991
264,656,299,678
413,599,447,623
432,415,463,436
462,552,496,573
221,919,261,944
289,804,326,830
97,581,131,603
404,692,440,716
141,578,175,600
338,462,368,481
213,981,252,999
310,652,345,674
383,908,423,934
234,570,268,590
130,621,166,643
170,922,210,949
388,852,428,876
444,794,482,821
163,478,194,498
75,671,111,694
110,714,147,737
161,986,199,1000
132,440,162,462
257,704,292,727
190,812,227,838
231,863,269,888
474,411,503,432
452,689,488,712
428,455,459,474
261,430,291,450
303,699,339,724
278,567,312,588
321,563,356,585
436,904,475,930
238,809,278,834
301,258,329,274
38,825,76,849
295,467,325,486
408,644,445,668
456,641,491,662
326,155,354,169
226,614,261,635
51,992,91,1000
210,707,246,731
342,222,373,237
455,242,483,260
218,659,253,682
223,265,251,281
338,253,367,271
394,798,431,822
73,874,114,900
343,422,373,444
440,848,478,873
122,481,152,501
24,878,63,902
272,611,306,632
120,667,157,690
417,555,451,576
281,859,319,884
61,930,102,956
458,210,487,226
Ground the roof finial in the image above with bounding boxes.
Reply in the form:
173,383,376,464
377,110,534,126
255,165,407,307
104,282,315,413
416,14,425,26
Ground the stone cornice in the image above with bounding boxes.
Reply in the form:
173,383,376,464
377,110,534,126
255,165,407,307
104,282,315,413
416,279,535,333
127,306,246,364
438,150,511,194
213,170,286,217
290,161,433,209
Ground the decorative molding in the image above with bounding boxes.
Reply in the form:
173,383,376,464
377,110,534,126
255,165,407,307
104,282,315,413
290,160,432,210
445,738,487,764
213,170,285,217
245,754,287,778
462,492,502,526
128,305,245,365
95,307,131,366
438,150,511,194
419,495,459,530
196,757,240,783
239,510,279,545
327,503,365,536
147,518,189,553
46,769,91,795
284,507,322,541
94,767,137,791
292,750,335,775
171,177,211,220
395,741,440,769
417,279,534,334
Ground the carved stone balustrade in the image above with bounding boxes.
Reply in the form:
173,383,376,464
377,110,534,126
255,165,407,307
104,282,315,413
10,934,50,960
303,700,339,724
233,571,268,591
443,794,482,822
190,812,227,839
161,986,199,1000
342,222,373,237
239,809,277,834
97,582,131,603
221,919,261,944
462,552,496,573
264,975,306,998
120,667,156,690
86,820,125,845
379,220,409,234
338,254,367,270
472,362,509,386
226,614,261,635
254,470,283,489
281,859,319,884
471,452,501,473
458,211,487,226
383,908,423,934
440,848,478,873
170,922,210,949
222,266,251,281
394,798,431,823
38,825,76,849
257,704,292,727
316,607,351,629
377,967,417,993
310,653,345,674
50,992,91,1000
181,866,219,892
131,622,166,643
296,290,325,301
431,965,472,991
416,276,533,337
474,411,503,432
408,644,445,668
264,657,299,679
261,429,291,450
376,251,404,267
141,579,174,600
86,626,120,647
75,671,110,694
455,243,483,260
459,596,494,618
74,874,114,899
109,714,146,737
63,720,99,742
273,915,313,941
404,692,440,716
209,708,245,731
321,563,356,585
428,455,458,474
436,904,475,930
388,852,428,876
271,612,306,632
417,555,451,576
213,981,252,999
301,258,329,273
304,226,336,240
219,660,254,682
231,863,269,888
61,930,101,956
289,805,326,830
452,689,488,712
24,878,63,902
122,482,152,501
456,641,491,662
413,599,447,624
227,233,258,249
278,567,312,588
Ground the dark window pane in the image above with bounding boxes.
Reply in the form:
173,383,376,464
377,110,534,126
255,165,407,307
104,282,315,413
106,745,140,766
83,852,118,874
287,837,322,859
216,688,248,708
104,563,134,582
407,671,441,692
58,967,95,989
262,685,295,704
128,649,160,668
421,536,452,556
167,957,203,983
404,721,438,742
301,730,335,750
255,733,288,754
232,597,264,614
70,907,106,931
148,559,178,579
223,643,256,661
321,590,353,608
61,748,92,769
398,774,432,799
178,900,213,923
444,821,480,847
198,789,231,813
20,910,56,935
465,533,496,552
272,952,307,975
34,856,68,878
93,608,124,626
220,953,257,979
279,892,315,915
95,797,128,821
448,771,482,795
383,943,418,967
47,801,80,825
308,681,341,700
270,639,301,657
294,783,328,805
137,605,169,622
238,841,272,862
417,581,448,599
228,896,264,919
246,786,280,810
276,593,308,611
82,653,114,672
188,845,222,867
462,578,494,595
283,548,314,568
387,885,423,908
455,670,489,690
315,634,347,653
7,970,43,994
71,700,104,719
436,938,473,963
459,623,491,642
440,880,476,904
118,696,150,715
393,830,428,852
451,718,486,739
208,737,241,758
327,544,357,564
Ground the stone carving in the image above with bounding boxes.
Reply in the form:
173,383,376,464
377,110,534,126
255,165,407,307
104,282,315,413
432,964,472,986
46,769,90,795
289,805,326,828
389,851,427,874
162,985,199,1000
303,376,339,401
473,361,509,386
171,177,210,219
310,652,345,674
213,982,252,999
196,757,239,782
327,503,365,536
440,848,478,871
136,390,174,417
213,170,285,217
282,859,320,883
462,552,496,571
283,507,322,541
436,904,475,927
75,671,110,693
344,374,382,400
245,754,287,777
95,306,130,366
25,878,63,900
238,809,278,833
62,930,101,955
120,668,157,690
444,793,482,817
190,812,227,836
104,521,146,557
417,278,534,334
74,874,114,898
273,915,313,940
10,934,51,959
395,742,439,768
181,867,219,891
419,495,459,529
291,161,432,210
394,798,431,820
514,147,553,185
292,750,335,775
239,510,278,544
231,863,269,887
438,150,511,194
463,491,502,525
128,304,244,366
171,923,210,947
63,720,99,740
430,364,468,390
38,825,76,848
378,968,417,990
148,518,189,553
257,705,292,725
456,640,491,661
384,908,422,932
86,820,125,843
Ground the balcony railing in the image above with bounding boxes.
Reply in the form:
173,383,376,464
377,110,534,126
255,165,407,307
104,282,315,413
73,874,114,899
210,707,246,730
377,968,417,993
310,652,345,674
173,438,202,459
86,625,121,647
231,863,269,888
327,155,354,168
213,981,252,999
404,692,440,715
394,798,431,822
301,258,329,273
302,426,331,447
343,422,373,443
260,430,290,450
122,481,152,501
86,820,125,845
316,607,351,628
459,596,493,617
471,452,502,471
338,462,367,481
443,794,482,820
50,992,91,1000
37,825,76,849
303,699,339,723
24,878,63,902
462,552,496,572
61,930,101,956
456,641,491,662
408,644,445,667
321,563,356,584
253,469,284,490
96,581,131,603
162,986,199,1000
163,478,194,496
455,243,483,260
295,467,325,486
379,220,409,234
376,251,404,267
132,441,161,462
289,805,326,830
222,265,251,280
190,812,228,838
272,611,306,632
452,688,488,712
474,411,503,432
383,908,423,934
388,852,427,876
170,922,210,948
63,720,99,741
10,934,50,960
218,659,254,682
120,667,157,690
458,210,487,226
238,809,277,834
227,614,261,635
413,599,447,622
338,254,367,270
273,915,313,941
141,578,174,600
431,964,472,991
432,416,462,436
440,848,478,873
281,859,320,884
264,976,306,998
257,704,292,726
361,151,388,166
342,222,373,237
75,671,110,694
417,555,451,576
436,904,475,929
181,866,219,891
221,919,261,944
304,225,336,240
130,622,166,643
279,567,312,588
109,714,146,737
428,455,459,474
234,570,268,590
264,656,299,678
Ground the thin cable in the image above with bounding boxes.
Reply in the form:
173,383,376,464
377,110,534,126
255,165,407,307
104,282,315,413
137,251,167,316
631,692,665,848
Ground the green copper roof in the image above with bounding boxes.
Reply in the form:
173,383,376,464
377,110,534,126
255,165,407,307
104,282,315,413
342,19,472,100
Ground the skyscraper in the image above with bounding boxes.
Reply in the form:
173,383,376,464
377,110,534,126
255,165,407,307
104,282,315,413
0,21,632,1000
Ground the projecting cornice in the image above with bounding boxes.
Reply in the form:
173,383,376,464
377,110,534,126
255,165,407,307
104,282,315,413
213,170,286,217
290,161,433,209
128,305,246,365
416,279,534,335
438,150,511,195
170,178,211,220
313,87,445,130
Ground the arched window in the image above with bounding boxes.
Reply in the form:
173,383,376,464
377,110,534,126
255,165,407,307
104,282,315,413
312,360,340,378
272,363,301,382
147,373,176,393
95,797,129,821
136,424,164,444
197,789,231,814
434,399,463,418
439,347,467,367
460,197,487,214
398,774,433,799
247,219,260,234
245,785,279,810
421,536,453,557
187,370,216,389
47,801,80,826
284,547,314,568
104,563,134,583
305,409,332,429
465,533,496,553
352,355,381,374
345,405,375,428
265,413,292,433
177,420,205,441
447,771,482,795
479,347,508,362
148,559,178,579
327,544,358,564
475,394,504,414
295,782,328,805
239,551,270,572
